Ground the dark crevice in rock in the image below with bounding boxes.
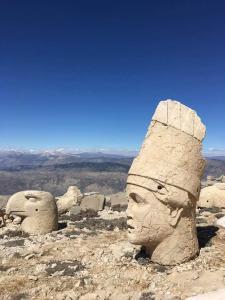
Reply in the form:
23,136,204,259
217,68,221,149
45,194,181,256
197,225,219,248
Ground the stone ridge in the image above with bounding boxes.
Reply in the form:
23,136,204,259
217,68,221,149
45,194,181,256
152,99,206,141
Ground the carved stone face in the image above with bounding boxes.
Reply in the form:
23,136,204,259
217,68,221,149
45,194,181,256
126,181,191,246
6,191,58,234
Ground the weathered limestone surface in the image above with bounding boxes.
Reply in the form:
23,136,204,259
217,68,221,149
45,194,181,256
57,185,83,214
216,216,225,228
110,192,128,211
0,195,10,209
186,288,225,300
69,205,81,216
198,183,225,208
126,99,206,265
80,194,105,212
6,190,58,234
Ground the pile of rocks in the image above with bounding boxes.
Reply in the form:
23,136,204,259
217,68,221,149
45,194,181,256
0,197,225,300
201,174,225,188
56,186,128,216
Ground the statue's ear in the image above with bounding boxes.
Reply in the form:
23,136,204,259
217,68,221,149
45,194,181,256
169,207,183,227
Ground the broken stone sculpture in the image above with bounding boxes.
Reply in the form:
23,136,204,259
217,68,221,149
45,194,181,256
80,193,105,212
110,192,128,211
198,183,225,208
56,185,83,214
6,190,58,234
126,99,206,265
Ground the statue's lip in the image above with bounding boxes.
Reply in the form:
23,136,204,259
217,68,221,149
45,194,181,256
127,224,135,230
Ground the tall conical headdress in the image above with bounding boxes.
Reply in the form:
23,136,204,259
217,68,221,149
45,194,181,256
127,100,206,202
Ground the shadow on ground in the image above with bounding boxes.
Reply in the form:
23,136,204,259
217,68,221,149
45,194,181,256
197,225,219,248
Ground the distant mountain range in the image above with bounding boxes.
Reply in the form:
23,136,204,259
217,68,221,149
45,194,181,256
0,150,134,170
206,156,225,161
0,150,225,195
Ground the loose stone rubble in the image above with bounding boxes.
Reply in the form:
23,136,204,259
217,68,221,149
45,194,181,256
127,100,206,265
6,190,58,234
202,175,225,187
0,209,6,227
0,199,225,300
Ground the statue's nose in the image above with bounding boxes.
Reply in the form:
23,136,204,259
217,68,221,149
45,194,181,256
6,194,27,216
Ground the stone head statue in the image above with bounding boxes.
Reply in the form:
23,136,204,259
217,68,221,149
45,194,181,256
6,190,58,234
126,100,206,265
198,183,225,208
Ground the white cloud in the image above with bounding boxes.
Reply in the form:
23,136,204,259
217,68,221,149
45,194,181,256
204,148,225,157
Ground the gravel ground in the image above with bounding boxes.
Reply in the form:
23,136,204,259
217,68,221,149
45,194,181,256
0,207,225,300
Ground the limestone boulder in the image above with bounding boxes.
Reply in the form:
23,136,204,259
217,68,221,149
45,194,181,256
57,186,83,214
110,192,128,211
80,194,105,212
198,183,225,208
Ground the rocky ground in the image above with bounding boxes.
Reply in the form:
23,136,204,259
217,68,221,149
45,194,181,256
0,207,225,300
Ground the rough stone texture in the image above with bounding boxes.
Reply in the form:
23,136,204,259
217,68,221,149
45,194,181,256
216,216,225,228
6,190,58,234
0,207,224,300
198,184,225,208
187,288,225,300
69,205,81,216
152,99,206,141
80,194,105,212
56,186,83,215
110,192,128,211
127,100,206,265
0,195,10,209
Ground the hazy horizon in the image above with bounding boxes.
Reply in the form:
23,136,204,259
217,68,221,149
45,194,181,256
1,146,225,157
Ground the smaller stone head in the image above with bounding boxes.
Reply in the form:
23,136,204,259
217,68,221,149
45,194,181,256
198,183,225,208
6,190,58,234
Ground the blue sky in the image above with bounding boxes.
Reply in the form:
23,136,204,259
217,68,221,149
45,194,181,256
0,1,225,153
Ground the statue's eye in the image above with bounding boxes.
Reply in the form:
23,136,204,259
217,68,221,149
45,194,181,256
27,197,38,202
129,193,144,204
158,185,163,190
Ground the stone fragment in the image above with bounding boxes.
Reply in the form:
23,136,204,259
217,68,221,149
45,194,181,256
13,216,22,225
127,99,206,265
69,205,81,216
6,190,58,234
56,186,83,214
80,194,105,212
110,192,128,211
198,183,225,208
